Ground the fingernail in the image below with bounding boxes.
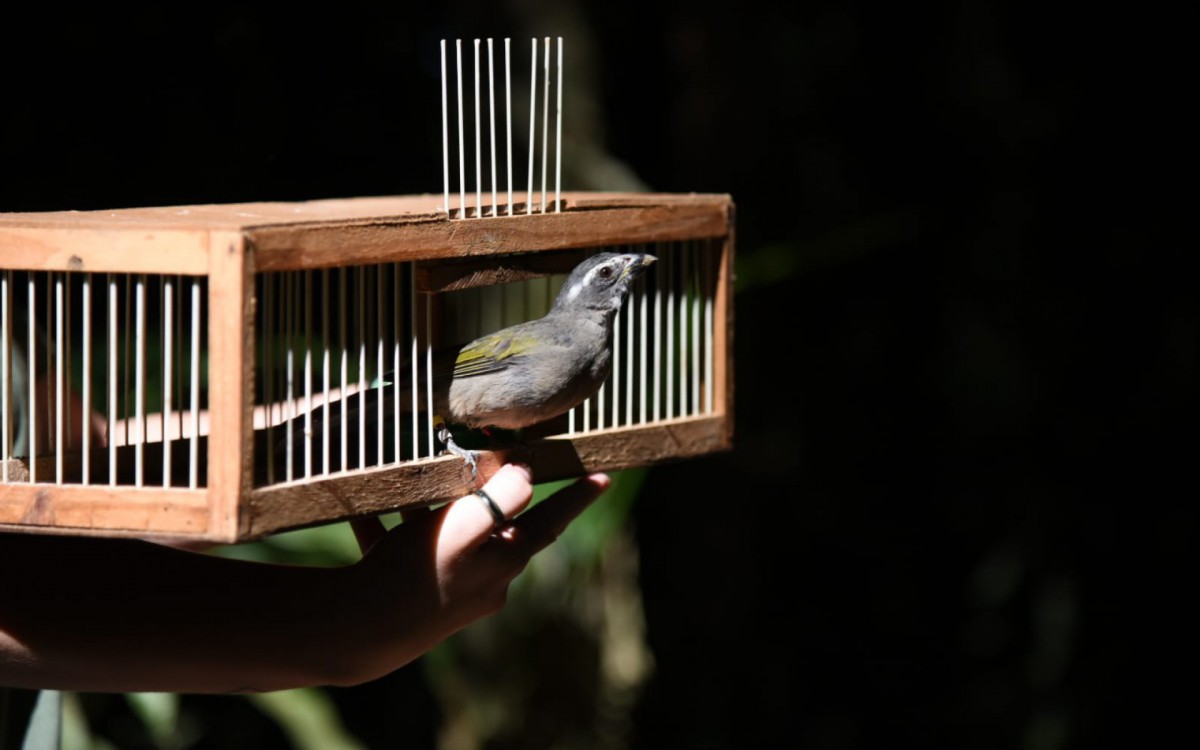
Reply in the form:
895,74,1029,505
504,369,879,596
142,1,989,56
510,463,533,482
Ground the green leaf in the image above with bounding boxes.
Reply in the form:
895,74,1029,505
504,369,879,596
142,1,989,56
124,692,178,749
248,689,366,750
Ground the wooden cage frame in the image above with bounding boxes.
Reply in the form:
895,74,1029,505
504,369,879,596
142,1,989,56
0,192,734,542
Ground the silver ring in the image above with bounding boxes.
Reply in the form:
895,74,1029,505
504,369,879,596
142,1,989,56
474,488,507,530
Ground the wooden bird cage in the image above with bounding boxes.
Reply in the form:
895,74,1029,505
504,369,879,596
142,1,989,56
0,191,734,542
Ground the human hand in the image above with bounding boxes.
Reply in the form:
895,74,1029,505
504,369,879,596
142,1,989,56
0,464,609,693
336,465,610,684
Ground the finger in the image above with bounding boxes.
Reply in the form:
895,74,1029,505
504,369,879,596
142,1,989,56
498,473,610,555
443,463,535,547
350,516,388,555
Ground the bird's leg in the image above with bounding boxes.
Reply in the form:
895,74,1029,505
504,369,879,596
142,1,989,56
434,416,479,485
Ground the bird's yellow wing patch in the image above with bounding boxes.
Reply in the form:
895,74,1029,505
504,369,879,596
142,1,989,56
452,328,541,378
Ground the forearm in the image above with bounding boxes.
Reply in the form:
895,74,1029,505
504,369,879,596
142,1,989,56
0,533,373,693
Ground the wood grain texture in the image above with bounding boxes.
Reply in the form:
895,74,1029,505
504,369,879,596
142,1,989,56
247,195,732,272
718,203,736,443
244,452,504,539
0,228,210,274
0,193,731,274
242,415,729,539
0,484,209,536
204,231,252,542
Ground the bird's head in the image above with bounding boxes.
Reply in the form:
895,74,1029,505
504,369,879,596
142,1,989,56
552,252,657,313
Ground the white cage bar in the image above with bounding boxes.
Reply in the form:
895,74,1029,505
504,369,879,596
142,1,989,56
0,271,209,489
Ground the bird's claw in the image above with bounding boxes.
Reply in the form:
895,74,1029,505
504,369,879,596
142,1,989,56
435,416,479,485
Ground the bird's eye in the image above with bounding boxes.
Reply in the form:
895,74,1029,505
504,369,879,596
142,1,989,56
598,265,614,279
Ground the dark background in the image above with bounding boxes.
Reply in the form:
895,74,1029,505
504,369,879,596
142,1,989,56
2,1,1189,748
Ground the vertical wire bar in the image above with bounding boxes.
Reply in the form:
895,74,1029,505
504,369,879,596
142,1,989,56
625,260,635,427
134,275,145,487
681,248,689,417
612,307,621,429
555,36,563,212
286,272,296,482
304,270,313,479
266,278,274,446
45,280,51,463
488,38,498,216
562,273,574,432
683,244,694,415
1,272,8,482
264,274,274,484
527,37,537,215
275,276,283,457
357,268,366,469
156,278,167,440
505,38,514,215
175,279,186,480
162,277,173,487
456,39,466,218
321,269,331,475
639,263,649,425
123,273,131,447
81,275,92,484
568,393,576,435
679,245,690,417
176,275,184,447
441,39,450,219
424,295,434,458
339,269,348,472
108,275,117,485
27,277,35,482
705,241,715,414
55,274,64,483
665,248,675,420
652,249,663,421
377,265,386,465
580,253,591,428
410,270,419,460
189,280,201,489
338,268,348,470
474,39,482,218
66,273,73,455
692,243,702,415
540,37,550,213
97,275,105,483
393,264,402,463
288,273,298,481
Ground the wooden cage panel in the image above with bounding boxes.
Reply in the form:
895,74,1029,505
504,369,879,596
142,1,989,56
0,192,733,541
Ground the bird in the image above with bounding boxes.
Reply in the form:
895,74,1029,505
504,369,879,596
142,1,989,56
262,251,656,484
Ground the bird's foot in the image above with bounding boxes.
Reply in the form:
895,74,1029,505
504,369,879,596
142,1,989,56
435,416,479,485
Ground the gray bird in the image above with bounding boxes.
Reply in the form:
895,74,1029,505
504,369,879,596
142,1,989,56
265,251,656,482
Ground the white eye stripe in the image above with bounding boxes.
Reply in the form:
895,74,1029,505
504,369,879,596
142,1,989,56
566,260,618,302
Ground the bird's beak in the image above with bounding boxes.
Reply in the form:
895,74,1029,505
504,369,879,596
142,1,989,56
621,254,657,280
